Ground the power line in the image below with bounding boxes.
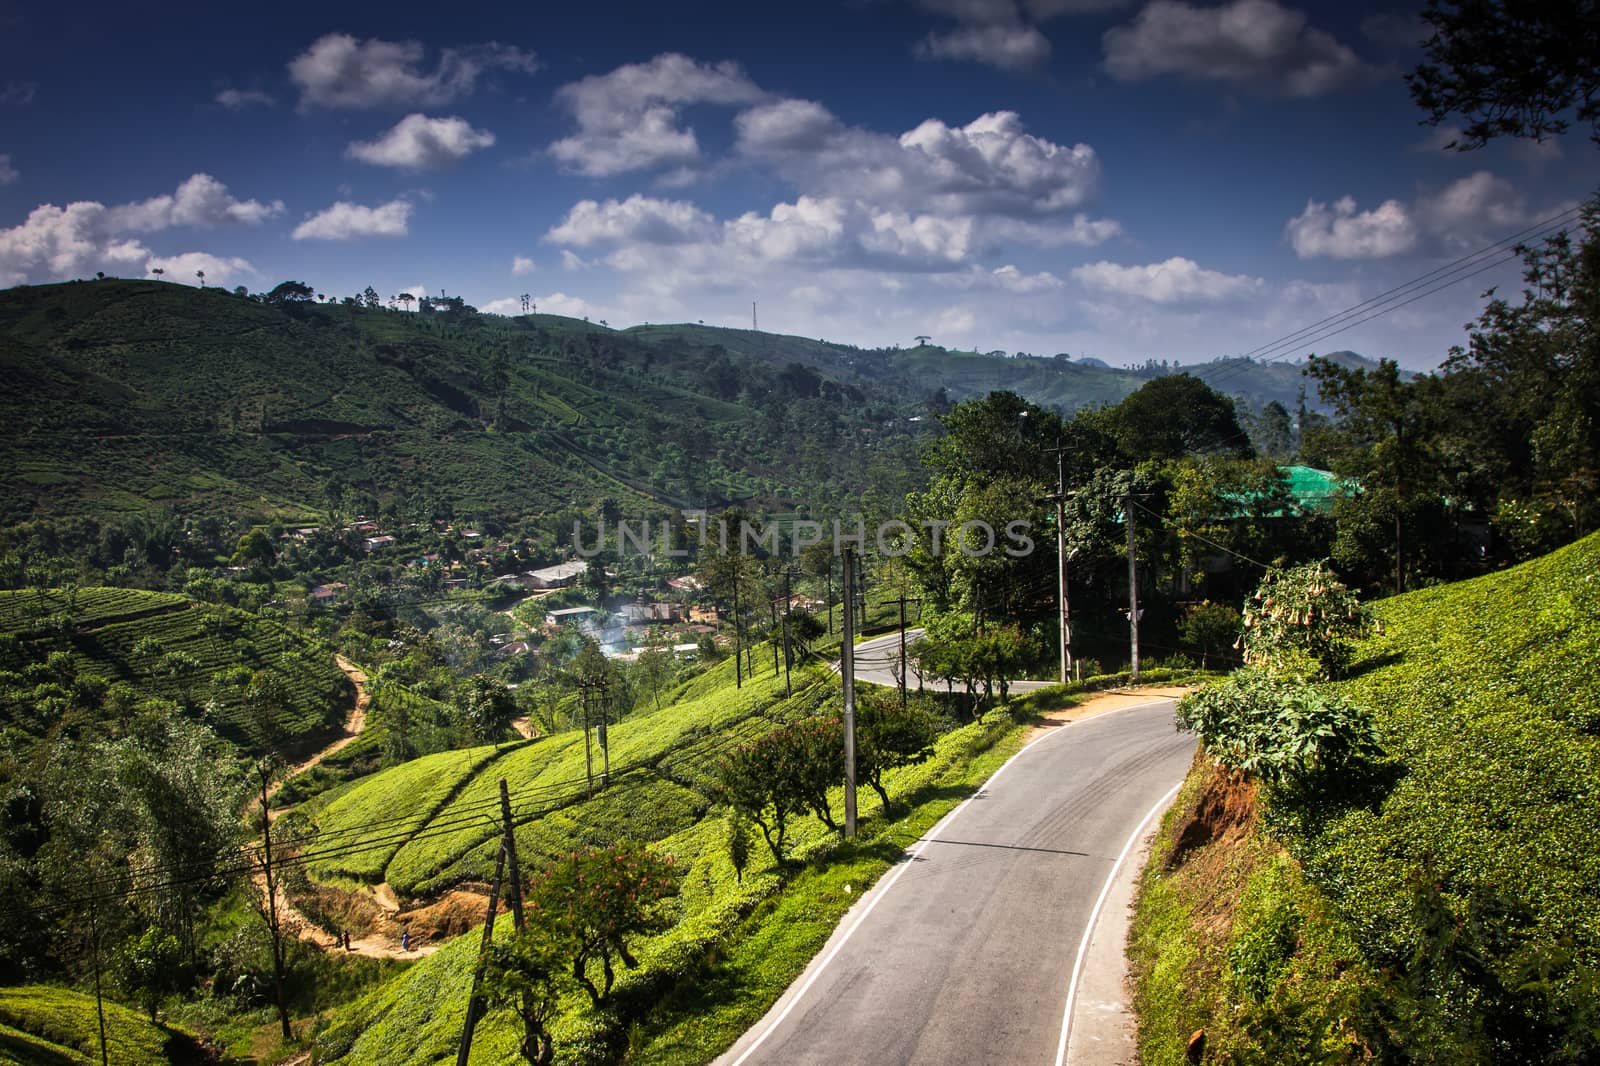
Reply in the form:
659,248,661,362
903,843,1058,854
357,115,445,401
1196,205,1587,398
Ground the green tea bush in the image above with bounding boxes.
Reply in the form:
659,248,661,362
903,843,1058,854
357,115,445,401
1177,671,1379,787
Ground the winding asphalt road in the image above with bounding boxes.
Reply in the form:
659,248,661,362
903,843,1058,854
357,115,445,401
715,698,1195,1066
849,627,1056,694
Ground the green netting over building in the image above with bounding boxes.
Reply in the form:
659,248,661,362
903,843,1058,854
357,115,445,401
1221,465,1354,518
1281,465,1350,513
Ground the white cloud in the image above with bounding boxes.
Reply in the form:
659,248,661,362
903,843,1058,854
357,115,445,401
546,195,719,247
289,33,536,110
215,88,275,109
1416,171,1531,240
0,203,150,285
144,251,256,287
512,256,536,275
291,199,412,240
1071,256,1263,303
990,263,1067,293
1103,0,1371,96
346,113,495,170
737,103,1103,219
561,250,590,272
535,292,603,319
985,213,1121,246
1285,196,1417,259
109,173,284,231
0,155,16,186
480,296,523,315
0,174,282,285
915,24,1052,70
549,53,765,176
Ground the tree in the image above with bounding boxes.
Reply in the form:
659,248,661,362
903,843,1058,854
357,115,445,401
786,717,844,832
262,280,314,306
1177,600,1242,669
361,285,381,308
113,926,184,1021
633,648,676,712
725,811,753,883
397,292,415,311
195,270,205,288
717,730,807,863
1408,0,1600,149
1239,561,1374,680
482,929,564,1065
1309,357,1439,594
1097,374,1252,463
522,841,678,1007
151,267,164,281
857,691,941,810
459,675,517,744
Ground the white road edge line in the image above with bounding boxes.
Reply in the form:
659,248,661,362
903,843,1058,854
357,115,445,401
728,698,1170,1066
1052,776,1184,1066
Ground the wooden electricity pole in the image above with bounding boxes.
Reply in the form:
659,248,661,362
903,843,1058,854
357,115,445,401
841,548,858,839
456,841,506,1065
1046,441,1074,684
1125,490,1141,681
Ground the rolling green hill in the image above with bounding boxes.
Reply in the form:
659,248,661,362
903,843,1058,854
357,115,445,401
304,659,825,897
309,650,1044,1066
0,586,350,757
1131,531,1600,1063
0,986,182,1066
0,281,925,524
0,280,1358,527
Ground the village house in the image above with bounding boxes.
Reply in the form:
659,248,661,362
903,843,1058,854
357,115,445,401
362,534,396,552
545,605,599,627
310,582,348,603
527,559,588,589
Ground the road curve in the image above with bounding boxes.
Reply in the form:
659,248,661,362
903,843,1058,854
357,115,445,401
715,698,1195,1066
847,628,1058,694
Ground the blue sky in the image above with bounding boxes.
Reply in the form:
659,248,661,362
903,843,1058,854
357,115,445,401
0,0,1593,369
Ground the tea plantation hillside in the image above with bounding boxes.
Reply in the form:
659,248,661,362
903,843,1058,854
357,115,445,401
310,649,1045,1066
0,586,350,756
0,280,1349,527
302,656,828,897
0,986,186,1065
1132,531,1600,1064
0,280,930,523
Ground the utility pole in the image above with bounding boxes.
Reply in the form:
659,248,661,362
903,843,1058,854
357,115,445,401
456,841,506,1065
1125,490,1141,681
1046,440,1073,684
889,592,922,711
89,909,108,1066
768,588,780,678
781,568,794,697
497,778,534,1061
581,684,594,799
596,680,610,787
256,760,291,1042
824,559,833,636
752,301,758,331
732,574,742,688
498,779,526,928
841,548,858,839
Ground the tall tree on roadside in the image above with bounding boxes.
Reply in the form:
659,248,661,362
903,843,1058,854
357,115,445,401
1307,357,1439,594
1408,0,1600,149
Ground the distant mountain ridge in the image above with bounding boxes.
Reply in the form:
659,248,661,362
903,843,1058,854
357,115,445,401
0,280,1368,524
